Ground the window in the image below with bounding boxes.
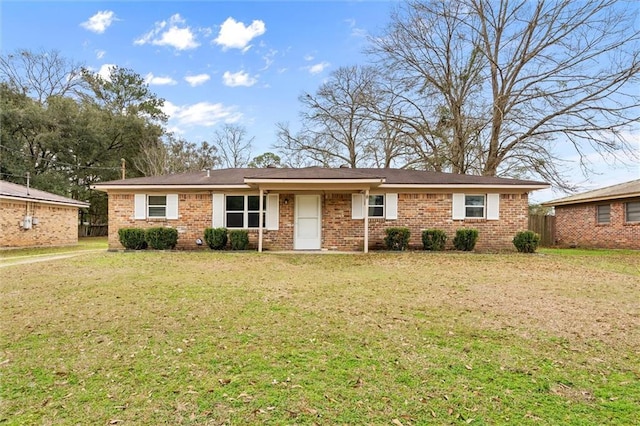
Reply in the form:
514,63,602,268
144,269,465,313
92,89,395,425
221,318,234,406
368,195,384,217
465,195,485,218
597,204,611,224
225,195,265,228
626,201,640,223
148,195,167,218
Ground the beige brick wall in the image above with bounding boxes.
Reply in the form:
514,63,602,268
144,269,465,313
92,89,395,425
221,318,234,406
1,199,80,248
554,201,640,249
107,190,530,251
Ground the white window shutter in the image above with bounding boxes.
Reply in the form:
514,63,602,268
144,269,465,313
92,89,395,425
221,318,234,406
266,194,279,230
352,194,364,219
212,193,224,227
166,194,179,219
134,194,146,219
487,193,500,220
386,193,398,220
452,193,465,220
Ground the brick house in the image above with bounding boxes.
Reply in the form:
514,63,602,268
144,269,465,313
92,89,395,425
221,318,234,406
543,179,640,249
1,180,90,248
92,167,549,252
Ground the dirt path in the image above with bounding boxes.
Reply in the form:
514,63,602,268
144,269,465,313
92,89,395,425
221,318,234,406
0,249,104,268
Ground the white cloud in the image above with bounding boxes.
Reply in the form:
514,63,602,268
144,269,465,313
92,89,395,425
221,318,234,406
222,70,257,87
145,73,177,86
135,14,199,51
163,101,242,127
307,61,330,75
303,54,314,62
97,63,116,81
345,18,367,38
214,17,266,52
95,50,106,59
81,10,116,34
185,73,211,87
261,49,278,71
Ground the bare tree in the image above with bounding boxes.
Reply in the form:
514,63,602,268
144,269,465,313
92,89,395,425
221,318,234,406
275,65,386,168
212,124,254,168
0,49,86,104
370,0,640,187
134,134,218,176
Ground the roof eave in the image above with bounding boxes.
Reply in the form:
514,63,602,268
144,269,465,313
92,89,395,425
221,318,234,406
92,184,251,191
543,191,640,207
0,194,90,208
380,183,550,190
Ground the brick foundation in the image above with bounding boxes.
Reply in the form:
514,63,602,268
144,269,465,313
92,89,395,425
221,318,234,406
554,201,640,249
106,190,530,252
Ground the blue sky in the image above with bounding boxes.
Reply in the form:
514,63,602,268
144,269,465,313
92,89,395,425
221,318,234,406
1,1,638,202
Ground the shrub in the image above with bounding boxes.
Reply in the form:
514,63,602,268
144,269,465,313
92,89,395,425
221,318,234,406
229,230,250,250
422,229,447,251
204,227,228,250
513,230,540,253
384,227,411,251
118,228,147,250
145,227,178,250
453,228,479,251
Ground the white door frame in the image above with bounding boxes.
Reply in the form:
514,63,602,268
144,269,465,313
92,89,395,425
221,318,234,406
294,194,321,250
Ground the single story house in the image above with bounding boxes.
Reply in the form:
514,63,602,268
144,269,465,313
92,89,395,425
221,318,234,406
92,167,549,252
543,179,640,249
0,180,90,248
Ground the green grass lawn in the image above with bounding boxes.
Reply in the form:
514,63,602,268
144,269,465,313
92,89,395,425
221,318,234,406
1,249,638,425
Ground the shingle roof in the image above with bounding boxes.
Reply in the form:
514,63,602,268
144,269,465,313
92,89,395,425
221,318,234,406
93,167,548,188
543,179,640,206
0,180,90,208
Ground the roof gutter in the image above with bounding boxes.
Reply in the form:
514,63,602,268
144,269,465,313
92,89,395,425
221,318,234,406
0,194,90,208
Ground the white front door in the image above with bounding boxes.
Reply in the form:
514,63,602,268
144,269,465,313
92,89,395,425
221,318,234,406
294,195,321,250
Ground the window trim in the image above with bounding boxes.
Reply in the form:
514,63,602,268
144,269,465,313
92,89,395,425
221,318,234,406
464,194,486,219
147,195,167,218
224,194,266,229
596,204,611,224
367,194,385,218
625,200,640,223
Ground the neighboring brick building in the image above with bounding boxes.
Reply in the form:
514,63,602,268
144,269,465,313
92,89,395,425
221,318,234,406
544,179,640,249
1,180,90,248
93,167,549,252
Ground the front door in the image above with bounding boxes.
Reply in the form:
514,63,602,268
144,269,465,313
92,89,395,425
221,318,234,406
294,195,321,250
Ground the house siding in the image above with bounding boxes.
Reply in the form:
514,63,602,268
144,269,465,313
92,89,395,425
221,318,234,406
0,199,80,248
554,200,640,249
106,191,530,251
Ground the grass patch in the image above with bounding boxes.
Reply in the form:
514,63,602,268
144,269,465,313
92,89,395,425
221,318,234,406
1,250,639,424
0,237,107,259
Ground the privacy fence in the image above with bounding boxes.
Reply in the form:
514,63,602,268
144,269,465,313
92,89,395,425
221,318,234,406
528,215,556,247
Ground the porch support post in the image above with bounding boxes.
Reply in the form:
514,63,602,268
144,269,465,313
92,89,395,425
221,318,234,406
258,187,264,253
364,188,369,253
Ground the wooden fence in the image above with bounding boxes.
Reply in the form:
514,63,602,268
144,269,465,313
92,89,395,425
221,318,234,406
78,225,108,237
528,215,556,247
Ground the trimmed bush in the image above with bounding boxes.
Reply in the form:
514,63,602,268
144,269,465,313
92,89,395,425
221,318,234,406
118,228,147,250
453,228,479,251
229,230,250,250
513,230,540,253
204,227,228,250
145,227,178,250
422,229,447,251
384,227,411,251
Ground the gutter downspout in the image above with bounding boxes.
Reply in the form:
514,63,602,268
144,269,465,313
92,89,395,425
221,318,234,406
364,188,369,253
258,187,264,253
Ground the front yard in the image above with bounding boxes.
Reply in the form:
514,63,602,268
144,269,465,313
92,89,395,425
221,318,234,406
1,249,638,424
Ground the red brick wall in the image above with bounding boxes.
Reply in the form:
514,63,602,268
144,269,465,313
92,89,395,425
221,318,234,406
554,201,640,249
106,190,530,251
1,199,80,248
